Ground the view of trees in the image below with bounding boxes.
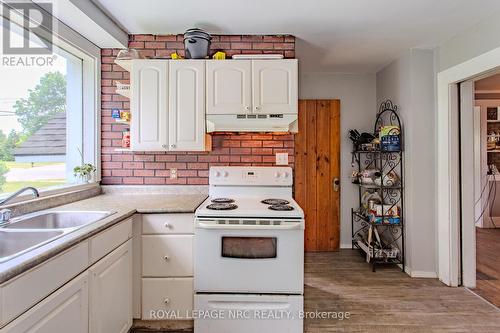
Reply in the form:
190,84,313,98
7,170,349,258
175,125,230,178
14,72,67,138
0,71,66,189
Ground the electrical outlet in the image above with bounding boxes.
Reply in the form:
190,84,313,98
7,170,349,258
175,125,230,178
170,168,177,179
275,153,289,165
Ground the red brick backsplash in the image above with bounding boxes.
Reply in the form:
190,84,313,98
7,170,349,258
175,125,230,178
101,34,296,185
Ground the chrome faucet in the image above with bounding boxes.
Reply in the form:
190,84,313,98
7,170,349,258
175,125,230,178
0,187,40,227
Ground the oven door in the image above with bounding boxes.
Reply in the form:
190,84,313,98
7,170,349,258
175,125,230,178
194,219,304,294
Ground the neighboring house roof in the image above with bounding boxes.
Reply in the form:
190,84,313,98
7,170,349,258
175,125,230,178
14,112,66,157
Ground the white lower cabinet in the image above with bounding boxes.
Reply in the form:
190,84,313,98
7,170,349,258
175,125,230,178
0,218,133,333
142,235,193,277
142,278,194,320
89,240,133,333
140,213,195,321
2,272,89,333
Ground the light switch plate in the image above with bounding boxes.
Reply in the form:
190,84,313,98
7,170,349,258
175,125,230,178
275,153,289,165
170,168,177,179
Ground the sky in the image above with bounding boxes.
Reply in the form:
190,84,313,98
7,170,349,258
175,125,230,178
0,22,67,134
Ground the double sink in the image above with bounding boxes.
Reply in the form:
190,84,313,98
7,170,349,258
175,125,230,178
0,211,115,263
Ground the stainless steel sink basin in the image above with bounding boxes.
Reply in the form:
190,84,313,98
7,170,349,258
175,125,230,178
0,210,115,263
0,229,65,263
6,211,115,230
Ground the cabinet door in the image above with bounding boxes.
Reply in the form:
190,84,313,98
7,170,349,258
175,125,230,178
89,240,132,333
142,278,193,320
131,60,168,151
2,273,88,333
169,61,206,151
206,60,251,115
142,235,193,277
252,60,298,114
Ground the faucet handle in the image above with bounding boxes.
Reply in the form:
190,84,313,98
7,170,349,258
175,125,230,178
0,209,12,223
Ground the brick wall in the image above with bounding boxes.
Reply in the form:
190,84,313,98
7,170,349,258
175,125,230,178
101,34,296,185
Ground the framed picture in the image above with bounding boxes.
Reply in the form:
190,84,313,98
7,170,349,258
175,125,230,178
487,107,499,121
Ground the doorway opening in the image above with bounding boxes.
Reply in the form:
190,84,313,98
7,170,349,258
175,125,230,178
459,73,500,307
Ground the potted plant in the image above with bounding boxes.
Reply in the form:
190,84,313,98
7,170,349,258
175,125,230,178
73,148,96,183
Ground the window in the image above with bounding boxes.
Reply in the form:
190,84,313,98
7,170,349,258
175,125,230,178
0,3,99,198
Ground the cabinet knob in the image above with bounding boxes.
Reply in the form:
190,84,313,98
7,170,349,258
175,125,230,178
164,222,171,229
255,106,261,110
161,144,167,149
245,106,250,111
164,298,170,305
164,255,170,260
170,144,176,148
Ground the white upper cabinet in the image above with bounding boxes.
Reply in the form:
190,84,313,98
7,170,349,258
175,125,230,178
206,60,252,115
169,61,206,151
252,60,298,114
131,60,168,151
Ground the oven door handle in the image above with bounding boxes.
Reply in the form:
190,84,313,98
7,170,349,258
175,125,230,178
197,222,304,230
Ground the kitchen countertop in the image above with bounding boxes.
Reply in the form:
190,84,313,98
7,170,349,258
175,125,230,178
0,192,207,284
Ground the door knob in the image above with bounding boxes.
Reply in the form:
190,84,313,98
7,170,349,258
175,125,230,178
333,178,340,192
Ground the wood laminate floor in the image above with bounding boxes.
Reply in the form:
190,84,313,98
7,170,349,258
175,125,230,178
474,227,500,308
133,250,500,333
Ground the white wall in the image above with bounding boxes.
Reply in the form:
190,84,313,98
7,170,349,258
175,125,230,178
376,49,437,277
438,12,500,71
299,72,377,248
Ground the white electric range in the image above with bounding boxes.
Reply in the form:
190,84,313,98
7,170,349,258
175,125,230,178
194,166,304,333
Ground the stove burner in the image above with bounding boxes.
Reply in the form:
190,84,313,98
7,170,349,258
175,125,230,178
206,203,238,210
261,198,290,205
268,204,294,211
211,198,235,203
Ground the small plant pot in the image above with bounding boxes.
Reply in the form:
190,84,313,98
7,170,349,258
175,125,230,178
78,174,92,183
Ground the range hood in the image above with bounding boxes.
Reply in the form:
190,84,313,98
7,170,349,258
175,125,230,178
206,114,298,133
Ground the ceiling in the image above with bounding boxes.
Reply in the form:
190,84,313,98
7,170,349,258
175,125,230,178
93,0,500,73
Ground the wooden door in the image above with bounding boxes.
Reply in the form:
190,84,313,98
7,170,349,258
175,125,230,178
252,60,298,114
89,240,132,333
168,60,206,151
295,100,340,252
131,60,168,151
206,60,252,115
2,273,89,333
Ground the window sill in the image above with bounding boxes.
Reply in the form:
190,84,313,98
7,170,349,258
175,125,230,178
0,182,101,207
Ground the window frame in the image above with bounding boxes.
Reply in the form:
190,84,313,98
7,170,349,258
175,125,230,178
0,2,101,202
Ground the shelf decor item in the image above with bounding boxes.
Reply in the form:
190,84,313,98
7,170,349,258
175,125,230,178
351,100,404,272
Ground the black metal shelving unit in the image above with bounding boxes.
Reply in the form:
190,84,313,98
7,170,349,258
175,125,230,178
351,100,404,272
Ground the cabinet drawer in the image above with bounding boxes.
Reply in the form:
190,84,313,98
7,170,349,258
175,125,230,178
142,235,193,277
142,278,193,320
90,218,132,264
142,214,194,234
0,242,89,327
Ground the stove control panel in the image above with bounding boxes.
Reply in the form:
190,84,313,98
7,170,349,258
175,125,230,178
210,167,293,186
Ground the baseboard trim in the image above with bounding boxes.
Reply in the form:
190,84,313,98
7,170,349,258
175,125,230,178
409,270,438,278
340,243,353,249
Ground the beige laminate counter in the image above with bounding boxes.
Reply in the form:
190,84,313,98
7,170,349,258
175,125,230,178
0,193,207,284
